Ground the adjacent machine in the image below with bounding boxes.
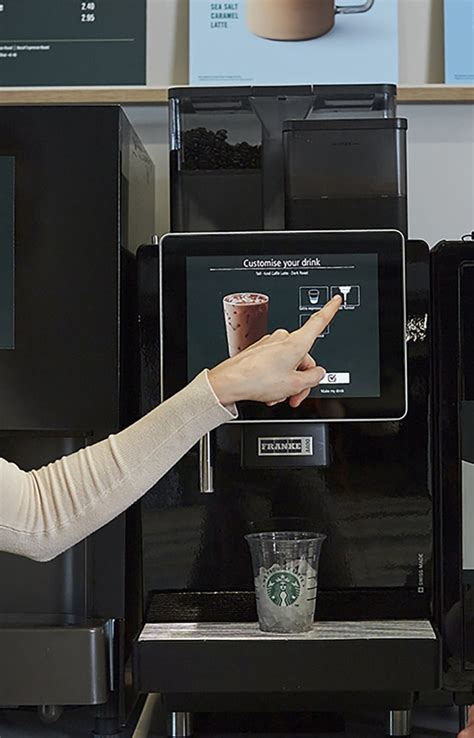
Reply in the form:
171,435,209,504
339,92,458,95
0,106,154,736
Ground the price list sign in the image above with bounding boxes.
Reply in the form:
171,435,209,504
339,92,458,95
0,158,14,350
0,0,146,85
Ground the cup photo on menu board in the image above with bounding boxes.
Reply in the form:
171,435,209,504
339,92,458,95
246,0,375,42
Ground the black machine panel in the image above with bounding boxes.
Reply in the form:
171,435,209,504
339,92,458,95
139,239,432,622
432,239,474,689
0,156,14,351
0,106,154,437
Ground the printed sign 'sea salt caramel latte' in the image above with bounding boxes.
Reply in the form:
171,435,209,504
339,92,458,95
223,293,269,357
246,0,375,42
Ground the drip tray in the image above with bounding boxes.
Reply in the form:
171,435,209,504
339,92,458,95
0,620,108,705
134,620,440,694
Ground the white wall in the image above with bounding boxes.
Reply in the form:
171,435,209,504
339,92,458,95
399,103,474,245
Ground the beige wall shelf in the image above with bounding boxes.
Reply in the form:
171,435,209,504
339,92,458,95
399,85,474,102
0,87,168,105
0,85,472,106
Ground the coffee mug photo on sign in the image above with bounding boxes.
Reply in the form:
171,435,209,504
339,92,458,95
246,0,375,41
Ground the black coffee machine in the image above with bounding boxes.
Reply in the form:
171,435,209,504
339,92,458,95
133,85,464,737
0,106,155,736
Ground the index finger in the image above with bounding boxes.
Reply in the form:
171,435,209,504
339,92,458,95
292,295,342,350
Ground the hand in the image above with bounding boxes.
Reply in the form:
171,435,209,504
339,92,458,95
208,295,342,407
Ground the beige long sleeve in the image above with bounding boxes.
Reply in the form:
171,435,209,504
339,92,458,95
0,371,236,562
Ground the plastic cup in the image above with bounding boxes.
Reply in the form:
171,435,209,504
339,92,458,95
245,531,326,633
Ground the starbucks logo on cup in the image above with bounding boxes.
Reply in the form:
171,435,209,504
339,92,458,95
266,571,301,607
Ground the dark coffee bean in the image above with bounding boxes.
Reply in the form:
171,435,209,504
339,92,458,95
183,126,262,170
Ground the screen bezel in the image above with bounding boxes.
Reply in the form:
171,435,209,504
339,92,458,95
160,229,407,423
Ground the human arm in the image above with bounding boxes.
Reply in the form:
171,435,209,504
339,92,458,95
208,294,341,406
0,370,235,562
0,296,340,562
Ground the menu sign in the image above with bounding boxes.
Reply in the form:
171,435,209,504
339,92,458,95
0,157,14,350
444,0,474,84
190,0,398,86
0,0,146,86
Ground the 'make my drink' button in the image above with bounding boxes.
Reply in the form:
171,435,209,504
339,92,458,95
319,372,351,385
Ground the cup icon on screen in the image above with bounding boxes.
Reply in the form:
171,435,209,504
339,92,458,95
299,286,328,310
223,293,269,357
308,289,320,305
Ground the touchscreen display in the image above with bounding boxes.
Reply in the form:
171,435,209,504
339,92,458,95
161,229,406,423
186,252,380,400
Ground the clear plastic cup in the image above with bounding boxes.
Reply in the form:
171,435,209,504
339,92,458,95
245,531,326,633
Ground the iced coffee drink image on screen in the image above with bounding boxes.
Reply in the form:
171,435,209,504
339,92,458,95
223,293,269,357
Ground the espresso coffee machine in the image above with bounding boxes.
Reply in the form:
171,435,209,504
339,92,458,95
135,236,436,737
131,85,448,737
0,106,154,736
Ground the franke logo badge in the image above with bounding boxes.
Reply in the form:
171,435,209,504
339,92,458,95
258,437,313,457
